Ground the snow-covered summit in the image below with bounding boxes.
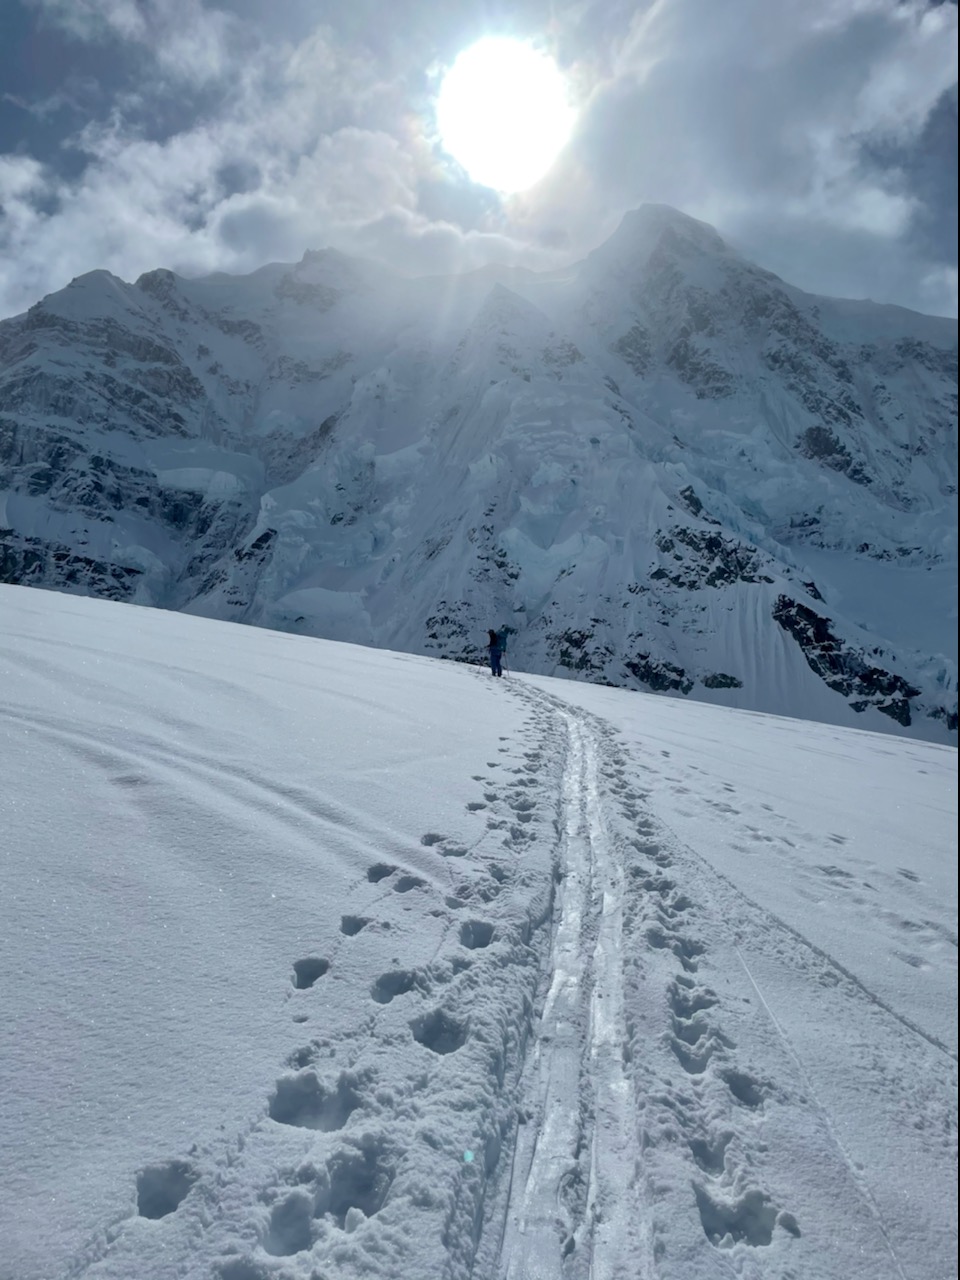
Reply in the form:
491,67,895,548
582,202,733,278
0,207,956,740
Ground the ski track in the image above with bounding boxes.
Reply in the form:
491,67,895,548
731,946,910,1280
38,669,955,1280
492,680,953,1280
495,696,646,1279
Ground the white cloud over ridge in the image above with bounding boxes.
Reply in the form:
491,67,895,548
1,0,956,318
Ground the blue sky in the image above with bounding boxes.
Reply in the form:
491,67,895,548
0,0,956,318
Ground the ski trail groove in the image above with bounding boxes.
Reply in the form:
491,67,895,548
661,816,956,1065
498,697,643,1280
579,712,646,1280
733,945,910,1280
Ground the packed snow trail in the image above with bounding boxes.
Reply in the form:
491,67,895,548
579,706,644,1280
497,701,645,1279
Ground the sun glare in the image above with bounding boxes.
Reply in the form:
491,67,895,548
436,38,575,193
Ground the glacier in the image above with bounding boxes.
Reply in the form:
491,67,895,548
0,204,956,739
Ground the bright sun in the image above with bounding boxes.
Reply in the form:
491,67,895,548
436,38,575,193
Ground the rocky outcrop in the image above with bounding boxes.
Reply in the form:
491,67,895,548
772,597,921,726
0,528,144,600
652,529,774,591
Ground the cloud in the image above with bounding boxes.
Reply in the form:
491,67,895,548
1,0,956,318
30,0,149,44
0,15,528,315
28,0,242,86
521,0,957,311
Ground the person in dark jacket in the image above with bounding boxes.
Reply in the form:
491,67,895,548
487,629,503,677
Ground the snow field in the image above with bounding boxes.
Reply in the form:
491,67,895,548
0,584,956,1280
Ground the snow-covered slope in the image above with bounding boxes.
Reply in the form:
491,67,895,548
0,205,956,740
0,583,956,1280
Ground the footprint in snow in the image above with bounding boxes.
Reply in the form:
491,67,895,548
136,1160,197,1219
263,1192,314,1257
292,957,329,989
371,970,420,1003
694,1184,798,1248
315,1142,395,1229
394,875,426,893
367,863,397,883
510,796,535,812
459,920,495,949
707,800,738,815
287,1044,317,1070
471,877,505,903
721,1069,766,1109
668,980,718,1019
411,1008,469,1055
688,1131,731,1175
670,1032,719,1075
268,1070,362,1131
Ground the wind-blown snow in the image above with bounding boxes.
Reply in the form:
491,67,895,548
0,583,956,1280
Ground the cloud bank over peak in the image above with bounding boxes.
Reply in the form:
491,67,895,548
0,0,956,318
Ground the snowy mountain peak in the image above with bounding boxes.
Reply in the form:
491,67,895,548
0,207,956,742
471,280,551,331
294,246,387,293
136,266,179,294
35,267,137,322
583,203,732,279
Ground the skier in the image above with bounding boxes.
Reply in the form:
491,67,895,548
486,628,503,678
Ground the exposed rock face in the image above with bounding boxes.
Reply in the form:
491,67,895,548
0,208,956,741
651,529,774,590
772,597,922,727
0,528,144,599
